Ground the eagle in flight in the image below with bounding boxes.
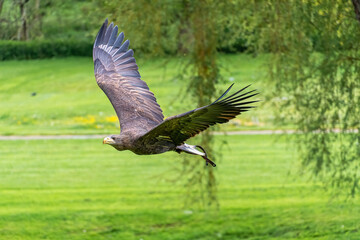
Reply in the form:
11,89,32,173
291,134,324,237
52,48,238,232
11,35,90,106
93,19,258,167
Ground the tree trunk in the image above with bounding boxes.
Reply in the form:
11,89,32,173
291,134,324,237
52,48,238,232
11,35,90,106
17,0,29,41
34,0,42,36
353,0,360,24
0,0,5,15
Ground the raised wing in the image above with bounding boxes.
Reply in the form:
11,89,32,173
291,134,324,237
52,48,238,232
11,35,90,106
139,84,258,146
93,19,164,133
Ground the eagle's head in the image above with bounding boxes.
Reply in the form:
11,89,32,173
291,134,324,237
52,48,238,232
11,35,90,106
103,135,127,151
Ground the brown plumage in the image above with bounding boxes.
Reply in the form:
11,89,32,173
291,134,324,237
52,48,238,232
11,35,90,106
93,19,258,167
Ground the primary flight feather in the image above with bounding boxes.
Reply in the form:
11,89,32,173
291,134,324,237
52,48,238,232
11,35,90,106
93,19,258,167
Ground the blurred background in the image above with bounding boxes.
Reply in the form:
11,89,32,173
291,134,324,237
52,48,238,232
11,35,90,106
0,0,360,239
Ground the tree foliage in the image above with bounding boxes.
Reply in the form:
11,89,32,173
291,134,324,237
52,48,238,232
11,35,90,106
252,0,360,196
0,0,97,41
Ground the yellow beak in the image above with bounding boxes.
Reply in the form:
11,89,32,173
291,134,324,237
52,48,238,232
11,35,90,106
103,137,116,145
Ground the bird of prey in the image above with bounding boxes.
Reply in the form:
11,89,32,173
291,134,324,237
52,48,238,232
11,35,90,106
93,19,258,167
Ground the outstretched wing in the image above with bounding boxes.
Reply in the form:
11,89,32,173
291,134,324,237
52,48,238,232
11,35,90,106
139,84,258,146
93,19,164,133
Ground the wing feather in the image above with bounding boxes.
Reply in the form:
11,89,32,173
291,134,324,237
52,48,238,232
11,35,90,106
93,19,164,134
139,85,259,146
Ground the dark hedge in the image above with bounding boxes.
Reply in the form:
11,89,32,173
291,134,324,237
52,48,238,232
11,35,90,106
0,40,93,60
0,38,248,61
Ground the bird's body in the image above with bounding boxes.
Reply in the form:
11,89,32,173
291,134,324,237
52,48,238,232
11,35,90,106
93,19,258,167
104,132,176,155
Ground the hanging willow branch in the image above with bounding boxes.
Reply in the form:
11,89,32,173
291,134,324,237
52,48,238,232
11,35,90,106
252,0,360,196
178,0,220,207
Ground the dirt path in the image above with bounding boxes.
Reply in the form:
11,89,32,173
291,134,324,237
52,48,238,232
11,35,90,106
0,130,295,141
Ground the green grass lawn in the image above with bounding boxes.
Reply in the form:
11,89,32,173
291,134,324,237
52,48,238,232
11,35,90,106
1,134,359,239
0,55,272,135
1,55,357,239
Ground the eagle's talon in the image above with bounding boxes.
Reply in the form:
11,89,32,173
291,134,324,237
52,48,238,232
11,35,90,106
207,159,216,167
194,145,216,167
